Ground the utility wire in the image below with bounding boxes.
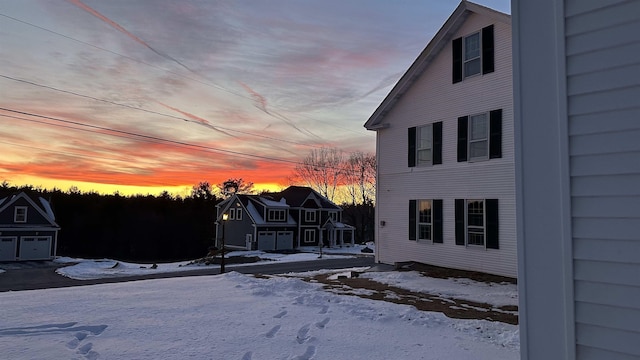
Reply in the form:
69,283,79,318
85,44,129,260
0,12,364,136
0,107,312,167
0,74,324,149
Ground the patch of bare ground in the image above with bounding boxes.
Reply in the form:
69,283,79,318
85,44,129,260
294,264,518,325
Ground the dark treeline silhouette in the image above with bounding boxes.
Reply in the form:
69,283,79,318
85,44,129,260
1,181,374,261
0,183,218,262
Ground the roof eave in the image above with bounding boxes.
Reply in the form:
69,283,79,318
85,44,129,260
363,1,510,130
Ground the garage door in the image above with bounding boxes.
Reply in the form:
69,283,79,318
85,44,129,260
257,231,276,251
0,237,17,261
19,237,51,260
276,231,293,250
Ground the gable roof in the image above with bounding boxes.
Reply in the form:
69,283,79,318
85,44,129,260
268,186,340,210
0,192,59,227
364,1,510,130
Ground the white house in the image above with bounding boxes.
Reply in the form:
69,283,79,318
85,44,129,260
364,1,515,277
513,0,640,358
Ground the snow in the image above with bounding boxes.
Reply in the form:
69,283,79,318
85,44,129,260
0,246,519,359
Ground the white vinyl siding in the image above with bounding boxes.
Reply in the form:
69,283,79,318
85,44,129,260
566,1,640,358
374,15,515,277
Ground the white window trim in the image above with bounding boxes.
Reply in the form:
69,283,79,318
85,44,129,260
14,206,27,223
466,199,486,247
463,31,481,79
303,229,316,243
417,199,433,242
328,211,338,221
268,209,286,222
416,124,433,167
229,208,236,220
235,208,242,221
468,112,489,162
305,210,316,222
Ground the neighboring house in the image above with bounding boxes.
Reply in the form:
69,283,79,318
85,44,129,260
364,1,515,277
215,186,354,251
514,1,640,359
0,192,60,261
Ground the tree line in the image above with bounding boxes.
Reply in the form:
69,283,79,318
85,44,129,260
1,148,375,262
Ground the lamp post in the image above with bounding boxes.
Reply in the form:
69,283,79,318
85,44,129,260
221,212,228,274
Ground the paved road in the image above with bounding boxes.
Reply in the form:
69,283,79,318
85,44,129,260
0,256,378,292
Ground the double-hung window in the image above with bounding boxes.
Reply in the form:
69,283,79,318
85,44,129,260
235,208,242,220
469,113,489,161
229,208,236,220
455,199,499,249
452,25,494,83
457,109,502,162
408,122,442,167
409,199,443,243
14,207,27,223
464,32,481,77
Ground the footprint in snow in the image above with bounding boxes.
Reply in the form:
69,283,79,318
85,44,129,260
318,305,329,314
273,310,287,319
315,317,330,329
291,345,317,360
296,324,311,344
241,351,252,360
265,325,281,338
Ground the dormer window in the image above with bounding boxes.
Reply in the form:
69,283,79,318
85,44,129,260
14,206,27,223
268,209,286,222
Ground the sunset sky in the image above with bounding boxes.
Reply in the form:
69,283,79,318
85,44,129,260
0,0,510,196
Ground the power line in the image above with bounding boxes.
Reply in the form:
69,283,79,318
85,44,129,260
0,107,304,166
0,74,325,149
1,108,371,175
0,12,365,136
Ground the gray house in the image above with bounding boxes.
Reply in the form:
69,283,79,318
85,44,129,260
513,0,640,358
215,186,354,251
0,192,60,261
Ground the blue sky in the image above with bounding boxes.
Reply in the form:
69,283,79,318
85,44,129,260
0,0,510,195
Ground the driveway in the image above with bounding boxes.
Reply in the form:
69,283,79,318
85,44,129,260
0,256,378,292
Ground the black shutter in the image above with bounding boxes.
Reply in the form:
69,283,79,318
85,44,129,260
408,127,416,167
489,109,502,159
452,37,463,83
409,200,417,240
486,199,499,249
457,116,468,162
482,25,494,74
433,199,443,243
433,122,442,165
455,199,465,245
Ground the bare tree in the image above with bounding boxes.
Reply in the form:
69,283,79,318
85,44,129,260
292,147,344,202
190,181,215,201
215,178,255,197
343,152,376,205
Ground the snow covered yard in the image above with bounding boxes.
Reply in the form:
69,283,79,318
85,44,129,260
0,246,519,359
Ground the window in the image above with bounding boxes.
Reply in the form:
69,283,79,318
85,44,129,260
14,207,27,223
268,209,286,222
229,208,236,220
455,199,499,249
305,210,316,222
452,25,494,83
328,211,338,221
303,229,316,243
469,113,489,161
409,199,443,243
464,32,481,77
235,208,242,220
466,200,485,245
408,122,442,167
457,109,502,162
